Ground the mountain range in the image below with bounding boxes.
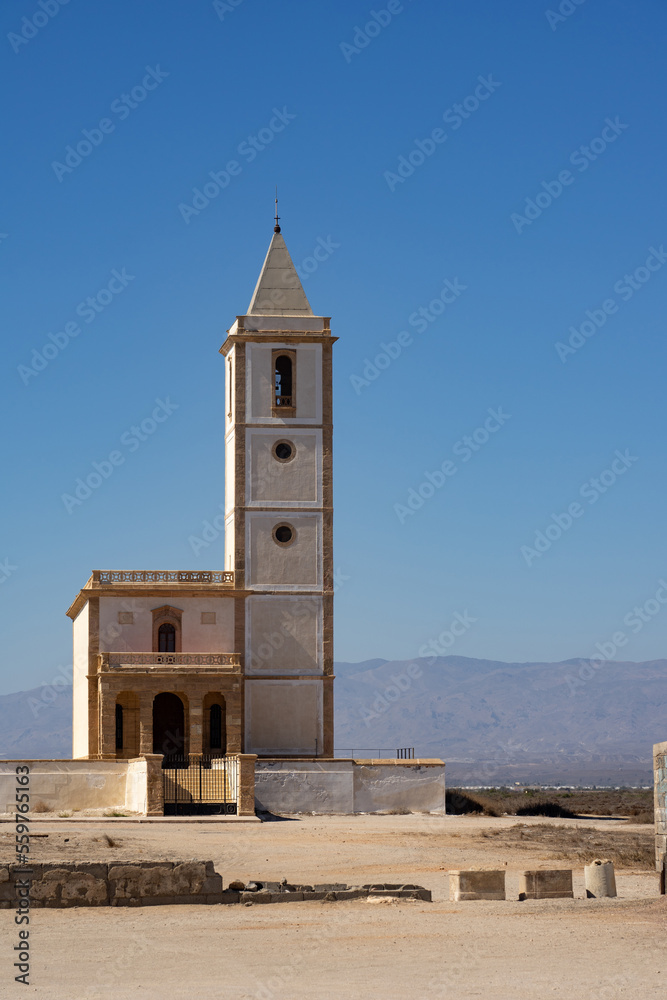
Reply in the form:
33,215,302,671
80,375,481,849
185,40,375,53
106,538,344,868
1,656,665,785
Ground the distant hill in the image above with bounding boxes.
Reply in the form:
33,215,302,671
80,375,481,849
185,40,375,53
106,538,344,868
334,656,667,785
1,656,666,785
0,685,72,760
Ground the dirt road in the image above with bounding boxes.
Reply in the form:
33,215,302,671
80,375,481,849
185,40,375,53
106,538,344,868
0,813,663,998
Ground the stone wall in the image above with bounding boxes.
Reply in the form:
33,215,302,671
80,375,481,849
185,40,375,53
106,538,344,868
0,863,431,908
254,758,445,814
654,740,667,879
0,861,224,907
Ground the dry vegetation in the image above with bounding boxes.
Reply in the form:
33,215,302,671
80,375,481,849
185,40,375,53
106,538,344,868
446,787,654,822
476,822,655,869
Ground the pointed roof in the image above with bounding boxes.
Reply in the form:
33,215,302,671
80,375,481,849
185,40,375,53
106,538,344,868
247,232,313,316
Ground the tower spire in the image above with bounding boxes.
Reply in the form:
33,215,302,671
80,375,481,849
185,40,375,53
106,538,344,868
274,186,281,233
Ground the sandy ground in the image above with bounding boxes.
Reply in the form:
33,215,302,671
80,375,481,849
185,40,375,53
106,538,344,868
0,813,664,999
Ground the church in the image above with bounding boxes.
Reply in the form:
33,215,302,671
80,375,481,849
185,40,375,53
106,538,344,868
58,218,445,815
67,217,334,765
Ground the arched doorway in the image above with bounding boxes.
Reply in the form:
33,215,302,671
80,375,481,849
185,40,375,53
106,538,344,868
153,693,186,761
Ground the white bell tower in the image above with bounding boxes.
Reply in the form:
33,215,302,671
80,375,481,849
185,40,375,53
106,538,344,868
220,218,335,756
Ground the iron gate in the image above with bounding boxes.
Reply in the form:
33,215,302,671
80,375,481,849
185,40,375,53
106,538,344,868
162,754,238,815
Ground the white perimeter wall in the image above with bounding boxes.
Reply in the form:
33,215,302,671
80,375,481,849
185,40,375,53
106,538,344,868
0,760,132,815
254,760,446,814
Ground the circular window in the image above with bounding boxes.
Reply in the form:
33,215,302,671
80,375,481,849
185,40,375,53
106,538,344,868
272,440,295,462
273,523,295,546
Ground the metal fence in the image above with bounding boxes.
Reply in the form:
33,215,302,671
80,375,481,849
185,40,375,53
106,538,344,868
333,748,415,759
162,754,238,815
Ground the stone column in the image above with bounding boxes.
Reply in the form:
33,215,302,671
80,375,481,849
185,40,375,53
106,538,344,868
237,754,257,817
227,686,242,754
139,692,153,756
189,695,203,755
99,682,116,759
654,740,667,881
143,754,164,816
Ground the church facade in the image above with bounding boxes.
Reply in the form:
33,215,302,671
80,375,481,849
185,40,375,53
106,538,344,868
67,224,335,763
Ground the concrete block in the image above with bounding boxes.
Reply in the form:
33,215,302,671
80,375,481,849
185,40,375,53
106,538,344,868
449,870,506,901
30,868,108,907
270,892,304,903
585,860,617,898
301,891,326,901
201,875,223,894
108,862,207,899
60,873,109,906
519,869,573,900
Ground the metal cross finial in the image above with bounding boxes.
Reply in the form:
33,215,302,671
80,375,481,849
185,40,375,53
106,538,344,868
274,187,281,233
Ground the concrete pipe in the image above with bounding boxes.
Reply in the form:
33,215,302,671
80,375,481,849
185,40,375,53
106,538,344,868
584,859,617,898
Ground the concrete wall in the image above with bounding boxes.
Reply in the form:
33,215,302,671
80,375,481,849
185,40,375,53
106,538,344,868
353,763,447,814
255,759,446,815
0,760,128,815
654,740,667,874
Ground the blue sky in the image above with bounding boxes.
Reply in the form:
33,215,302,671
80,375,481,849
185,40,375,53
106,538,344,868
1,0,666,695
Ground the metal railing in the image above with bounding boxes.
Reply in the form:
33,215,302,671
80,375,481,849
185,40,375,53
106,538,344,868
334,748,415,759
93,570,234,585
